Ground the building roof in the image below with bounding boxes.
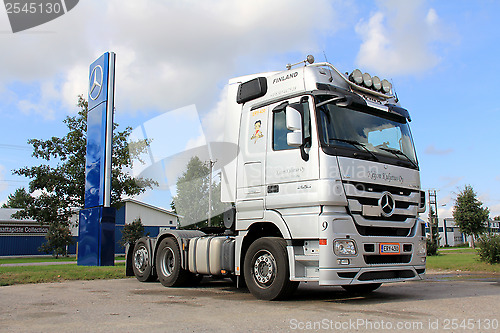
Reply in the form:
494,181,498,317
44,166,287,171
122,199,181,218
0,208,36,223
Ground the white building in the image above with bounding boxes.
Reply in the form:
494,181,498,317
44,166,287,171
118,199,179,230
426,218,499,247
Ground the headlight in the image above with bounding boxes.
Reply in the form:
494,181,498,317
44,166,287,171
417,239,427,256
334,239,357,256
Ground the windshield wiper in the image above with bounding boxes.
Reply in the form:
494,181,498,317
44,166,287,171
378,147,418,169
329,138,378,161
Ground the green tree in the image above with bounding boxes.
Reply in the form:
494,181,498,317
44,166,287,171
119,217,145,247
2,188,32,208
13,96,155,257
171,156,228,228
452,185,489,248
427,206,440,255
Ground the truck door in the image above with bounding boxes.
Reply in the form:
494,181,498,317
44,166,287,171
265,96,319,236
235,105,269,220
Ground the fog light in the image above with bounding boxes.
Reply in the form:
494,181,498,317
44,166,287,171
337,259,350,265
421,257,426,263
334,239,357,256
382,79,392,93
362,73,372,87
349,69,363,85
372,76,381,90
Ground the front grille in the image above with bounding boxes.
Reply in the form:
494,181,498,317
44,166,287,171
356,225,411,237
344,181,419,226
358,270,415,281
364,255,412,265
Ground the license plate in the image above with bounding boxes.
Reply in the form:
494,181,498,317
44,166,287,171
380,243,400,254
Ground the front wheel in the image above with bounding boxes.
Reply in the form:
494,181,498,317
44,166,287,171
244,237,299,300
341,283,382,294
155,238,191,287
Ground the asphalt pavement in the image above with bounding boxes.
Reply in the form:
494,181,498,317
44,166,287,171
0,271,499,332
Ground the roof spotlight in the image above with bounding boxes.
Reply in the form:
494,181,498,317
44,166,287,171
362,73,372,87
372,76,381,91
381,79,392,93
349,69,363,85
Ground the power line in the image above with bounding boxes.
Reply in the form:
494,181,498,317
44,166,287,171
0,144,31,151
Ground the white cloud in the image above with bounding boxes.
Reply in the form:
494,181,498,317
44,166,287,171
0,0,338,117
425,144,453,155
201,85,229,143
0,165,7,193
439,176,463,190
355,0,448,76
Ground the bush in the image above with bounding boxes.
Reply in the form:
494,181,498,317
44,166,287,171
119,218,145,247
426,237,439,256
477,235,500,264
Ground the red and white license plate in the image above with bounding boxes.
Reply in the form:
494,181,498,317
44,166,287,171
380,243,400,255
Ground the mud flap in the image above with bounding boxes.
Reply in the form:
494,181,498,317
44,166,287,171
125,242,135,277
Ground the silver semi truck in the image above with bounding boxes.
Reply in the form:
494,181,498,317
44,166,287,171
126,56,427,300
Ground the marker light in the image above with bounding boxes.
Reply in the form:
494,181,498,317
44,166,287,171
362,73,372,87
381,79,392,93
372,76,381,91
349,69,363,85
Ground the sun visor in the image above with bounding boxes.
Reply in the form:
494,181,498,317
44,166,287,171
236,77,267,104
388,104,411,122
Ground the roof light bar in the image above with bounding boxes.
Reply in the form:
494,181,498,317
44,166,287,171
347,69,392,95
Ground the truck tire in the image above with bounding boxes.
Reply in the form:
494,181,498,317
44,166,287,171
132,239,156,282
156,237,190,287
244,237,299,300
342,283,382,294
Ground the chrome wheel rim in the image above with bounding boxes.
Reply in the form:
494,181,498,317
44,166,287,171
134,245,149,273
160,247,175,277
253,250,276,287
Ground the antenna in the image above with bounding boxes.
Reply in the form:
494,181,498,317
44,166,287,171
391,79,399,103
323,51,334,82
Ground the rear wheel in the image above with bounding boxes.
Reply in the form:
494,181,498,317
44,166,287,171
244,237,299,300
156,238,191,287
341,283,382,294
132,240,156,282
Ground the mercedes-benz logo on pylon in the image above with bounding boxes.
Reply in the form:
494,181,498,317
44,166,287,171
379,191,395,217
89,65,103,101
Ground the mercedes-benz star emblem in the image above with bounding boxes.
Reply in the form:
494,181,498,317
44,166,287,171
89,65,103,101
379,191,395,217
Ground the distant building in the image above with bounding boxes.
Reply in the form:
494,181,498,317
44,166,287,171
0,200,179,256
0,208,77,256
114,199,179,254
426,218,499,247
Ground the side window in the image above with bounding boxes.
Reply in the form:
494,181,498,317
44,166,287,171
273,109,292,151
272,98,311,151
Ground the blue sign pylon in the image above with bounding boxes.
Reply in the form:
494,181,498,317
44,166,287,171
78,52,116,266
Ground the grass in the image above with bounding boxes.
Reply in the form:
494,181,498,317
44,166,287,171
426,248,500,273
0,255,125,265
1,250,498,287
0,262,129,286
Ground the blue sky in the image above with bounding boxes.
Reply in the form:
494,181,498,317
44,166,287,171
0,0,499,220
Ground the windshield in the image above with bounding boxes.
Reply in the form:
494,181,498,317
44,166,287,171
316,99,418,168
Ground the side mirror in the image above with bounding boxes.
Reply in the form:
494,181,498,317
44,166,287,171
285,105,303,147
